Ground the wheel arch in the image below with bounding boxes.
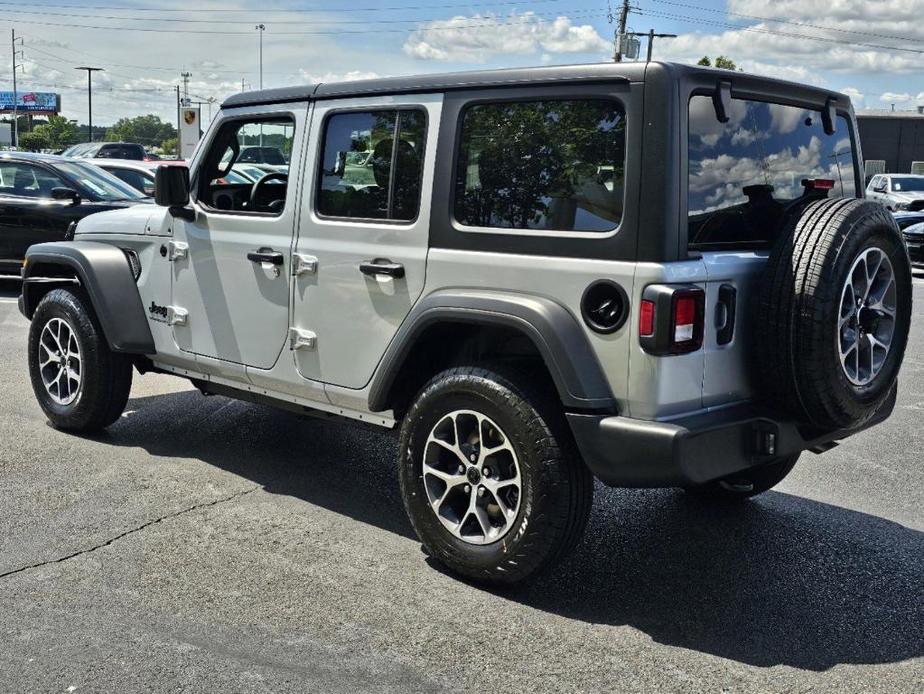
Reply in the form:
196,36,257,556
368,289,617,415
21,241,155,354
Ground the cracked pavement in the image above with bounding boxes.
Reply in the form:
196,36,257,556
0,277,922,693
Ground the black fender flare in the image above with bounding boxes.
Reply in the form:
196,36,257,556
368,289,616,412
20,241,155,354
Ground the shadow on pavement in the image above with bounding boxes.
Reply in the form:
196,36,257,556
96,389,923,671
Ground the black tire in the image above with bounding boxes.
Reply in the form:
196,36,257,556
755,198,912,430
398,365,593,585
686,454,799,502
28,288,133,432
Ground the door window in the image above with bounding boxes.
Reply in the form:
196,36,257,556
197,117,295,215
0,162,66,199
453,99,626,232
316,109,426,221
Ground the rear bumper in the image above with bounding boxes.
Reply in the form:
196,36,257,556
567,390,896,488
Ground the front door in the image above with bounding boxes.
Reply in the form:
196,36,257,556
170,108,306,369
290,95,440,388
0,161,71,264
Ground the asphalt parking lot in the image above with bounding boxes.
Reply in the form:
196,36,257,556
1,275,922,693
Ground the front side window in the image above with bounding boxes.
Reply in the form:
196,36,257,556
888,176,924,192
198,117,295,215
688,95,857,249
0,162,66,199
454,99,626,233
316,109,426,221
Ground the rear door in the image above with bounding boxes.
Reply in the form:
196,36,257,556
290,94,440,388
686,93,861,407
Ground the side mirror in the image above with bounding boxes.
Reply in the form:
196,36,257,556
155,165,195,221
873,184,887,193
155,165,190,207
51,187,81,205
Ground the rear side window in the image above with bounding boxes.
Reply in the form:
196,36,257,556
454,99,626,233
316,109,426,222
688,95,857,249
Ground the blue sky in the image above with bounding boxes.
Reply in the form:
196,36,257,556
2,0,922,126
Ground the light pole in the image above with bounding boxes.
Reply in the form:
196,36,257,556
74,66,103,142
255,24,265,90
10,29,24,148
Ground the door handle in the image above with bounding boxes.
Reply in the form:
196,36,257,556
359,258,405,279
247,248,284,266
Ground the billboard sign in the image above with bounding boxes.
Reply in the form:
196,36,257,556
0,91,60,114
179,106,200,159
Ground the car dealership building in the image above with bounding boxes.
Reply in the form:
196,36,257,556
857,108,924,180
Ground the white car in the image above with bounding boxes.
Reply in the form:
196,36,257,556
866,174,924,211
90,159,251,196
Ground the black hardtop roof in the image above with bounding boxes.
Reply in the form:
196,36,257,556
221,61,849,111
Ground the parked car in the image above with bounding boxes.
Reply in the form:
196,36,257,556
17,63,912,585
88,159,193,197
0,151,150,275
237,145,288,165
61,142,149,162
866,174,924,210
900,221,924,264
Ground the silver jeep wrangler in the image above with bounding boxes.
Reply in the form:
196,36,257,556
19,63,912,585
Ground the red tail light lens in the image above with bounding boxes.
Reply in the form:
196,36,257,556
639,285,705,355
639,299,655,337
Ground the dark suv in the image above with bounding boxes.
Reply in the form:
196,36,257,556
62,142,148,161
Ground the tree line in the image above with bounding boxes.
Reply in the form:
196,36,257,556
14,114,178,155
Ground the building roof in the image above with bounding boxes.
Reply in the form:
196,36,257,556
856,109,924,119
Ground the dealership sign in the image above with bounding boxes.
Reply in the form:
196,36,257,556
0,91,60,114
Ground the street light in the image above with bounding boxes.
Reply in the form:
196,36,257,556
74,66,103,143
255,24,265,90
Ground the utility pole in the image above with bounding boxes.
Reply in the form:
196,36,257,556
255,24,265,90
11,29,24,148
175,85,181,155
627,30,677,63
613,0,630,62
74,66,103,143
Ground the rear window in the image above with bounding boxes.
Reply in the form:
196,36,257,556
454,99,625,233
688,95,857,249
98,144,145,160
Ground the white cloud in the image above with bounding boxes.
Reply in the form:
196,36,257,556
880,92,912,103
403,12,608,62
841,87,864,105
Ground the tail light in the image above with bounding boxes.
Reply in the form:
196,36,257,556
639,284,705,355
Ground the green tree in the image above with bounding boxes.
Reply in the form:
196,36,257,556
697,55,738,70
160,137,178,157
18,131,51,152
105,114,176,148
31,115,79,149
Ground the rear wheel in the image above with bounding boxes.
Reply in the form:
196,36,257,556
398,365,592,585
28,288,133,432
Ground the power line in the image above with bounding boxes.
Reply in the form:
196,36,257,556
644,0,924,46
0,8,608,35
0,0,574,14
637,8,924,55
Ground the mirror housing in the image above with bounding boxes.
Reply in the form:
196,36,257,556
155,165,190,207
51,187,81,205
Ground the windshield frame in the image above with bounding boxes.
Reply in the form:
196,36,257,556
56,160,149,202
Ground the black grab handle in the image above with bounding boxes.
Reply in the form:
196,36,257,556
247,249,284,266
359,258,405,279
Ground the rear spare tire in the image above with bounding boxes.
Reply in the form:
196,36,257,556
755,198,912,430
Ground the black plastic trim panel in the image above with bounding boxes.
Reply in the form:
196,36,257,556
367,289,616,412
20,241,155,354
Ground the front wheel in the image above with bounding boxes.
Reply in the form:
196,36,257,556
398,366,593,585
28,288,133,432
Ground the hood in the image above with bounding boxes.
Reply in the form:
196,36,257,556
889,192,924,203
75,203,168,236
